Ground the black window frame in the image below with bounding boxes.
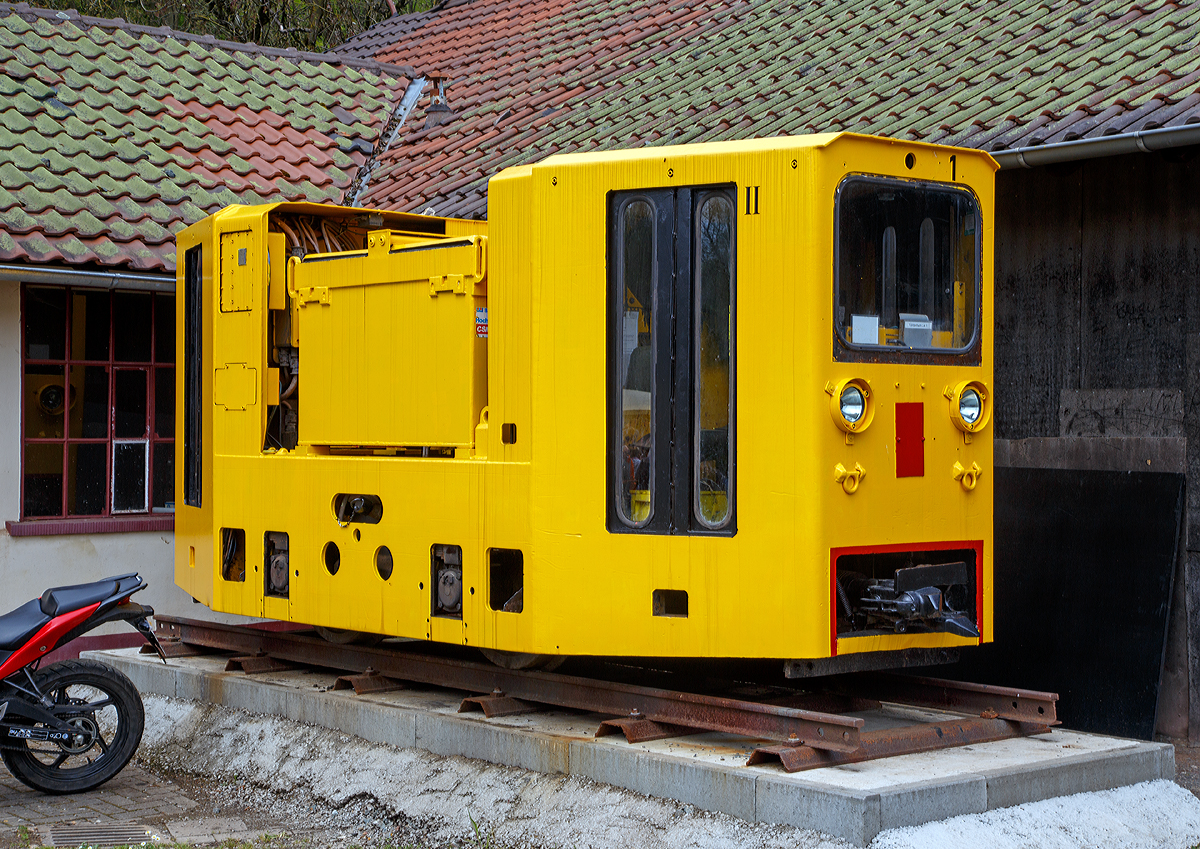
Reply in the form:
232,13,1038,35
184,245,203,509
833,174,983,366
606,185,737,537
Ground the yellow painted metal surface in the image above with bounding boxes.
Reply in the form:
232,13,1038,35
175,134,997,663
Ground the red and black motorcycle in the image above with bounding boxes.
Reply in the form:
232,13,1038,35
0,573,165,794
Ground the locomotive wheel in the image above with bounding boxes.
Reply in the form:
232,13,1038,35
1,659,144,795
313,626,384,646
479,648,566,672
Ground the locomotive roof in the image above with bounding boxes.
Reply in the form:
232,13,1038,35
530,132,1000,170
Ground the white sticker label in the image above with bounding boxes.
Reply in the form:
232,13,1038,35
476,307,488,338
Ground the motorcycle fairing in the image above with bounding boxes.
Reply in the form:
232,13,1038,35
0,604,101,680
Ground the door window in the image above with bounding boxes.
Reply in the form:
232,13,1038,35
609,187,736,535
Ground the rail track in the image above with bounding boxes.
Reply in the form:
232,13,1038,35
150,615,1058,773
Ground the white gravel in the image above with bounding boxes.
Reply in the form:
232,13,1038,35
137,694,1200,849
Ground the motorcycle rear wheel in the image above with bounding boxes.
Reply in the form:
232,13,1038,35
1,659,144,794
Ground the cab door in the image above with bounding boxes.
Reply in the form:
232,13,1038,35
607,187,737,536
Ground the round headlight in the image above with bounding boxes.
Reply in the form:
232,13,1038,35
959,388,982,426
840,386,865,424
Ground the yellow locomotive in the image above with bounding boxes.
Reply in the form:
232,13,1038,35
174,132,996,674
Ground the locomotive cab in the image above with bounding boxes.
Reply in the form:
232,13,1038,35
174,132,996,675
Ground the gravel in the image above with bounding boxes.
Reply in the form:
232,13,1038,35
137,694,1200,849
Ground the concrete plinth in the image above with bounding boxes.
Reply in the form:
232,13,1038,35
90,648,1175,847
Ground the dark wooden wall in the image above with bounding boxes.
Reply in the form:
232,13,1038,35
993,147,1200,740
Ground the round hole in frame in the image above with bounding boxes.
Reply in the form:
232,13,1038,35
323,542,340,576
376,546,394,581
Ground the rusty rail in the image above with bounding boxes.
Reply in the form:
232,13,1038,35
153,615,1059,771
836,672,1059,726
747,716,1050,772
154,616,863,752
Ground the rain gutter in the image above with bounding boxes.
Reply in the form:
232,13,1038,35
994,124,1200,169
0,263,174,292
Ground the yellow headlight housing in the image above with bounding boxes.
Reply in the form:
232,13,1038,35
828,377,874,433
945,380,991,433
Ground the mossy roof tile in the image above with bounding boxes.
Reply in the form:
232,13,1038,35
0,5,402,271
7,0,1200,267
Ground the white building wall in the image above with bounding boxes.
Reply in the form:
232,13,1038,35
0,278,247,634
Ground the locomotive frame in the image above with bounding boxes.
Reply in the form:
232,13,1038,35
174,132,997,673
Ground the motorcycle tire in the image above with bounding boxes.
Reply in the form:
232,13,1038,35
1,659,145,795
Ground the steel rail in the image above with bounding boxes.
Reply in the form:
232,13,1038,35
838,672,1059,726
747,716,1051,773
154,616,864,752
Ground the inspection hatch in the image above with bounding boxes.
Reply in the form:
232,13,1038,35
40,822,162,846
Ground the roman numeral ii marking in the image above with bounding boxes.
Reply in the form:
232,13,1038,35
745,186,760,215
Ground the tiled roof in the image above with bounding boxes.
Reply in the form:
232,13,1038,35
338,0,1200,219
0,3,415,272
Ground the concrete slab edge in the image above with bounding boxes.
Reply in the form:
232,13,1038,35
87,650,1175,848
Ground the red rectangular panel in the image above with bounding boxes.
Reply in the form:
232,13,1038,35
895,402,924,477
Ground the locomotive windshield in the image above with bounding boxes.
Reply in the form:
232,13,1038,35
835,177,979,354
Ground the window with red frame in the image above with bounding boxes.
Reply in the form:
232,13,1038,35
22,286,175,519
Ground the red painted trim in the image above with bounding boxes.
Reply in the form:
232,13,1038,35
830,539,985,654
895,402,925,477
6,515,174,536
830,554,839,656
976,556,984,646
0,602,101,679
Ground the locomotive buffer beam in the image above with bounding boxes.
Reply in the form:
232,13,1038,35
155,616,863,753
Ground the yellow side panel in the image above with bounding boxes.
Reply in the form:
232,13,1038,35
295,237,487,448
219,230,255,313
213,363,257,411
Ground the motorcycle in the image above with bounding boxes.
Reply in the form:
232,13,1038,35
0,573,165,794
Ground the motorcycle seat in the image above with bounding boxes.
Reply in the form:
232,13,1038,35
0,599,51,651
39,573,139,618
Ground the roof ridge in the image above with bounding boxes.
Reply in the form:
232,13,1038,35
0,1,418,78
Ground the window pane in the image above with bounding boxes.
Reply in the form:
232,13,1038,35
71,290,110,361
113,291,152,362
695,195,733,529
155,294,176,363
618,199,654,526
154,367,175,438
112,441,147,512
837,179,979,351
69,365,109,439
153,441,174,509
114,369,147,438
68,442,106,516
25,287,66,360
25,364,65,439
23,442,63,517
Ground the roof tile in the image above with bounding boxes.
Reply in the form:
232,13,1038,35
0,4,408,271
323,0,1200,216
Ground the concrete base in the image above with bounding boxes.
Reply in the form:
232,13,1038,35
91,648,1176,847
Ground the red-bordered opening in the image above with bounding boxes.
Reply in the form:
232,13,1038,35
829,539,984,656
